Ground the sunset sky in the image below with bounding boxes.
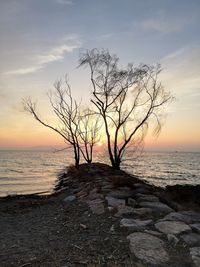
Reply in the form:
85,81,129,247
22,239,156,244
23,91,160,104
0,0,200,151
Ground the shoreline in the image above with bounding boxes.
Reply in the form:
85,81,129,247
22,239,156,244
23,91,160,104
1,162,200,211
1,163,200,266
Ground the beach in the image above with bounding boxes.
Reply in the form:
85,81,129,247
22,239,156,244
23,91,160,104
1,163,200,266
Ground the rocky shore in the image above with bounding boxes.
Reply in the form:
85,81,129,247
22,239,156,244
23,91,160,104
0,163,200,266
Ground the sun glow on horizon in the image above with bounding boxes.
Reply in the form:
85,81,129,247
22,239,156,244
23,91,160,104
97,141,103,147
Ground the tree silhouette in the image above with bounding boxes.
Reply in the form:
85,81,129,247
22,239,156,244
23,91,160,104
23,77,100,167
79,49,172,169
77,108,101,163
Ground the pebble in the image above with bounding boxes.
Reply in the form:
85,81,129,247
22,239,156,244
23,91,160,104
63,195,76,202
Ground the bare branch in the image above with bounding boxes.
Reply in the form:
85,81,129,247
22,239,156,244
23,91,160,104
79,49,173,169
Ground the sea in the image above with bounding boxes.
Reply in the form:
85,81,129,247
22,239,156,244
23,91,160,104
0,150,199,197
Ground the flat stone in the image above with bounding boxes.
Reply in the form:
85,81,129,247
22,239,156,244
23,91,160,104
121,218,152,230
144,230,163,237
134,183,152,190
190,247,200,267
155,221,191,235
137,195,159,203
163,211,200,224
139,201,173,215
133,183,145,188
105,196,125,207
132,208,153,216
127,232,169,265
88,199,105,215
127,198,137,207
107,190,134,199
136,193,156,198
87,188,104,200
191,224,200,233
181,211,200,223
134,187,151,194
101,184,113,191
115,205,135,217
181,233,200,246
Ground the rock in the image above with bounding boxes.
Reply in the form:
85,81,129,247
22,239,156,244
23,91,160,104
127,198,137,207
87,188,104,200
101,185,113,192
63,195,76,203
134,187,151,194
75,190,88,198
144,230,163,237
190,247,200,267
134,183,152,190
191,224,200,233
181,233,200,246
110,225,115,232
167,234,179,246
163,211,200,224
107,190,134,199
115,205,134,217
80,223,87,229
87,199,105,215
105,196,125,207
137,195,159,203
120,218,152,230
107,206,115,212
118,186,132,190
127,232,169,265
133,183,145,188
132,208,153,216
136,193,156,198
139,201,173,215
155,221,191,235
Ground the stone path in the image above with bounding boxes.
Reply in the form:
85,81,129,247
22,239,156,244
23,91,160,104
63,178,200,266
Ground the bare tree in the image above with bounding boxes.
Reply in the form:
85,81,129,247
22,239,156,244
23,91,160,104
23,78,81,167
78,109,101,163
79,49,173,169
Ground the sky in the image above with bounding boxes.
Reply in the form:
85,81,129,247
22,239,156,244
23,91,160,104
0,0,200,151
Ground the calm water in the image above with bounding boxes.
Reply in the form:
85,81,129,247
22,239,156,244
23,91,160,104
0,150,199,197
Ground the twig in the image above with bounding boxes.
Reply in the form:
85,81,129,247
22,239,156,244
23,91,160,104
72,244,83,250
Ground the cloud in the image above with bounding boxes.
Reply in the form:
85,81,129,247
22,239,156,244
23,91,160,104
140,15,194,34
4,37,81,75
5,66,44,75
160,46,200,99
56,0,74,5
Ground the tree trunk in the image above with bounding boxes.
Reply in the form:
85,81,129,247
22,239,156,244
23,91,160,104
112,156,121,170
74,145,80,168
